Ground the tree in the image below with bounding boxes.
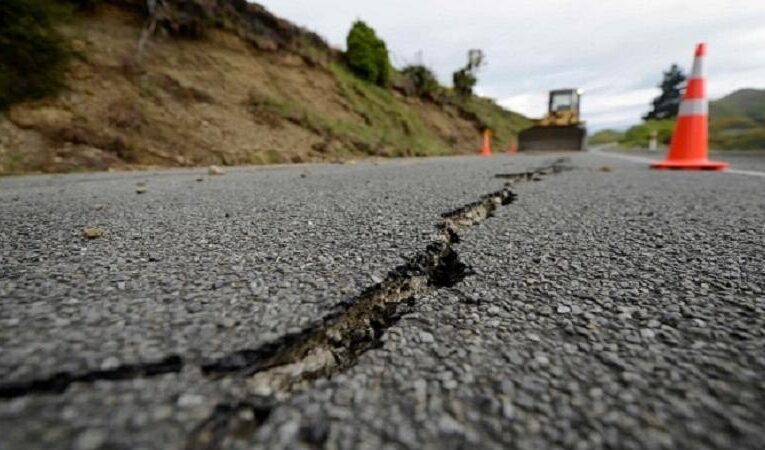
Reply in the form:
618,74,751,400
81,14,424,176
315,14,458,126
452,49,485,96
644,64,686,120
345,21,390,87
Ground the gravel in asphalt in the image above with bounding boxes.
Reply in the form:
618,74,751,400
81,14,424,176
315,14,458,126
0,158,533,382
1,152,763,449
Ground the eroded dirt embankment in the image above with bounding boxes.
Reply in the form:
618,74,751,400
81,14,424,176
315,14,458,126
1,1,529,175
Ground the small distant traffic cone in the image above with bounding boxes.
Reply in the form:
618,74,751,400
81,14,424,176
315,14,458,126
480,129,492,156
651,43,728,171
507,141,518,154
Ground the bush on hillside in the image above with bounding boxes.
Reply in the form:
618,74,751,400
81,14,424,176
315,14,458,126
0,0,70,109
452,69,477,96
401,65,439,98
345,21,390,87
452,49,484,96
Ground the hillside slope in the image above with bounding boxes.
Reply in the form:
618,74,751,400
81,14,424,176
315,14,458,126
710,88,765,123
709,88,765,149
0,1,530,175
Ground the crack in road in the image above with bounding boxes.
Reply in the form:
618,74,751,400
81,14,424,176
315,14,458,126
197,190,522,380
187,158,572,448
0,158,572,445
186,401,275,450
0,355,183,399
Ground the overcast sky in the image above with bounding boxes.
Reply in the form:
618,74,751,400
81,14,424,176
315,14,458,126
260,1,765,130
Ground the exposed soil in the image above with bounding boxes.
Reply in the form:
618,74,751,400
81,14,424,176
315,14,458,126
0,4,498,175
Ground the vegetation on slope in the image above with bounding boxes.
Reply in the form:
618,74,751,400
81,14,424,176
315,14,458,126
709,89,765,150
0,0,530,174
452,50,485,97
0,0,71,109
588,129,624,146
620,119,674,148
399,65,440,99
710,88,765,123
590,89,765,150
345,21,390,87
245,63,447,158
446,94,531,149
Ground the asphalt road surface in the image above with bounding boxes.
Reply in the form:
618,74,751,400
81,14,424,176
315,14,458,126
1,151,764,450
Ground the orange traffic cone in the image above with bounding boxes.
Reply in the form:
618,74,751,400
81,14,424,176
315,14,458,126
480,129,492,156
651,43,728,170
507,141,518,154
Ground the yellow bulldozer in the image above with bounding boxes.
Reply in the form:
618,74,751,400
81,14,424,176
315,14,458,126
518,89,587,151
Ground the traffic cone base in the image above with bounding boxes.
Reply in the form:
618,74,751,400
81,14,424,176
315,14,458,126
650,160,728,170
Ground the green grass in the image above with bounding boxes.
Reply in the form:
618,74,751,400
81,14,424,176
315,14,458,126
616,114,765,151
710,89,765,125
261,149,286,164
615,89,765,150
247,63,534,159
247,92,302,121
330,63,448,156
708,89,765,149
246,65,447,158
710,126,765,150
588,129,623,145
449,94,532,150
619,119,675,148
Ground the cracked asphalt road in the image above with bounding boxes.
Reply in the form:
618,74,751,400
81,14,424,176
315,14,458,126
1,152,764,450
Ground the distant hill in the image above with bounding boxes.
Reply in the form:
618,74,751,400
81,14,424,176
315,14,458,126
709,89,765,149
710,88,765,124
589,88,765,150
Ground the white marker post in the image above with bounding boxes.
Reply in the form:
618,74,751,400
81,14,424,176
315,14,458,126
648,130,658,151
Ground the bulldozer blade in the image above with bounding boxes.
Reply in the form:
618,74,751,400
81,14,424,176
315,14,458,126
518,125,587,151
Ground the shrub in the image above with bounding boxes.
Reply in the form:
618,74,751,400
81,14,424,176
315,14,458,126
452,68,477,97
402,65,439,98
0,0,71,109
452,49,484,97
345,21,390,87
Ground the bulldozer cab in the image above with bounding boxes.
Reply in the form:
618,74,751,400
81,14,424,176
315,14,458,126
538,89,583,127
549,89,581,115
